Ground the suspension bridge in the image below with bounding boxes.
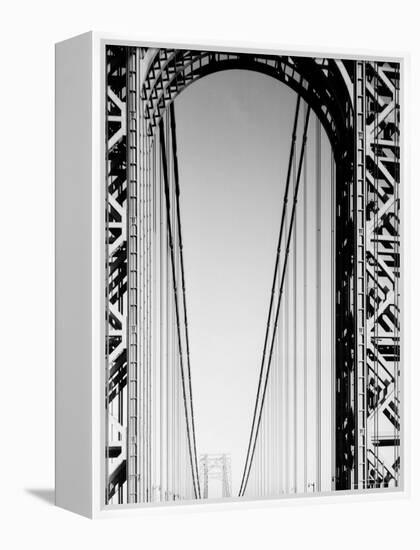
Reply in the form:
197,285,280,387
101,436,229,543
105,45,400,505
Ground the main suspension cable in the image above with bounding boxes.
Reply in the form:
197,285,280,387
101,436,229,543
238,93,302,496
238,93,303,496
159,118,199,499
239,105,311,497
169,102,201,498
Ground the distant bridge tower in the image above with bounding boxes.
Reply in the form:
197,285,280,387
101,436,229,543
200,454,232,499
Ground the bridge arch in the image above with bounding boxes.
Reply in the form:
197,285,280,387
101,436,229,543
139,48,357,493
141,49,354,159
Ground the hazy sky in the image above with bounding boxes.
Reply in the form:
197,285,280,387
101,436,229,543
174,69,299,496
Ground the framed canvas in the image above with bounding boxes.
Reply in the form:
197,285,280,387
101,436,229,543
55,32,406,518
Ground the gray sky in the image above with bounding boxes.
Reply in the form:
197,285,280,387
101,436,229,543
174,69,298,496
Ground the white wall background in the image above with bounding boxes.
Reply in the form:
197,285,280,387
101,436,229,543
0,0,418,548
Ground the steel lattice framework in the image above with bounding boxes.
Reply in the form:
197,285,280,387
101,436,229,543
200,454,232,499
360,62,400,488
106,46,128,503
105,44,401,505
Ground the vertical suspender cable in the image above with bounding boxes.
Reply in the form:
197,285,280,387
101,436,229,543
140,90,145,503
158,129,165,500
303,144,308,491
148,118,152,499
149,122,153,499
165,134,170,499
285,204,289,491
293,143,298,493
316,117,322,491
145,104,149,501
274,291,279,493
330,144,336,490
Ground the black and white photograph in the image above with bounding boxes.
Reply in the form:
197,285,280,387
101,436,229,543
5,0,420,547
104,45,401,506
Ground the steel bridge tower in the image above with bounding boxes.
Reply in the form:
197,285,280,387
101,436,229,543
200,454,232,499
104,45,401,505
